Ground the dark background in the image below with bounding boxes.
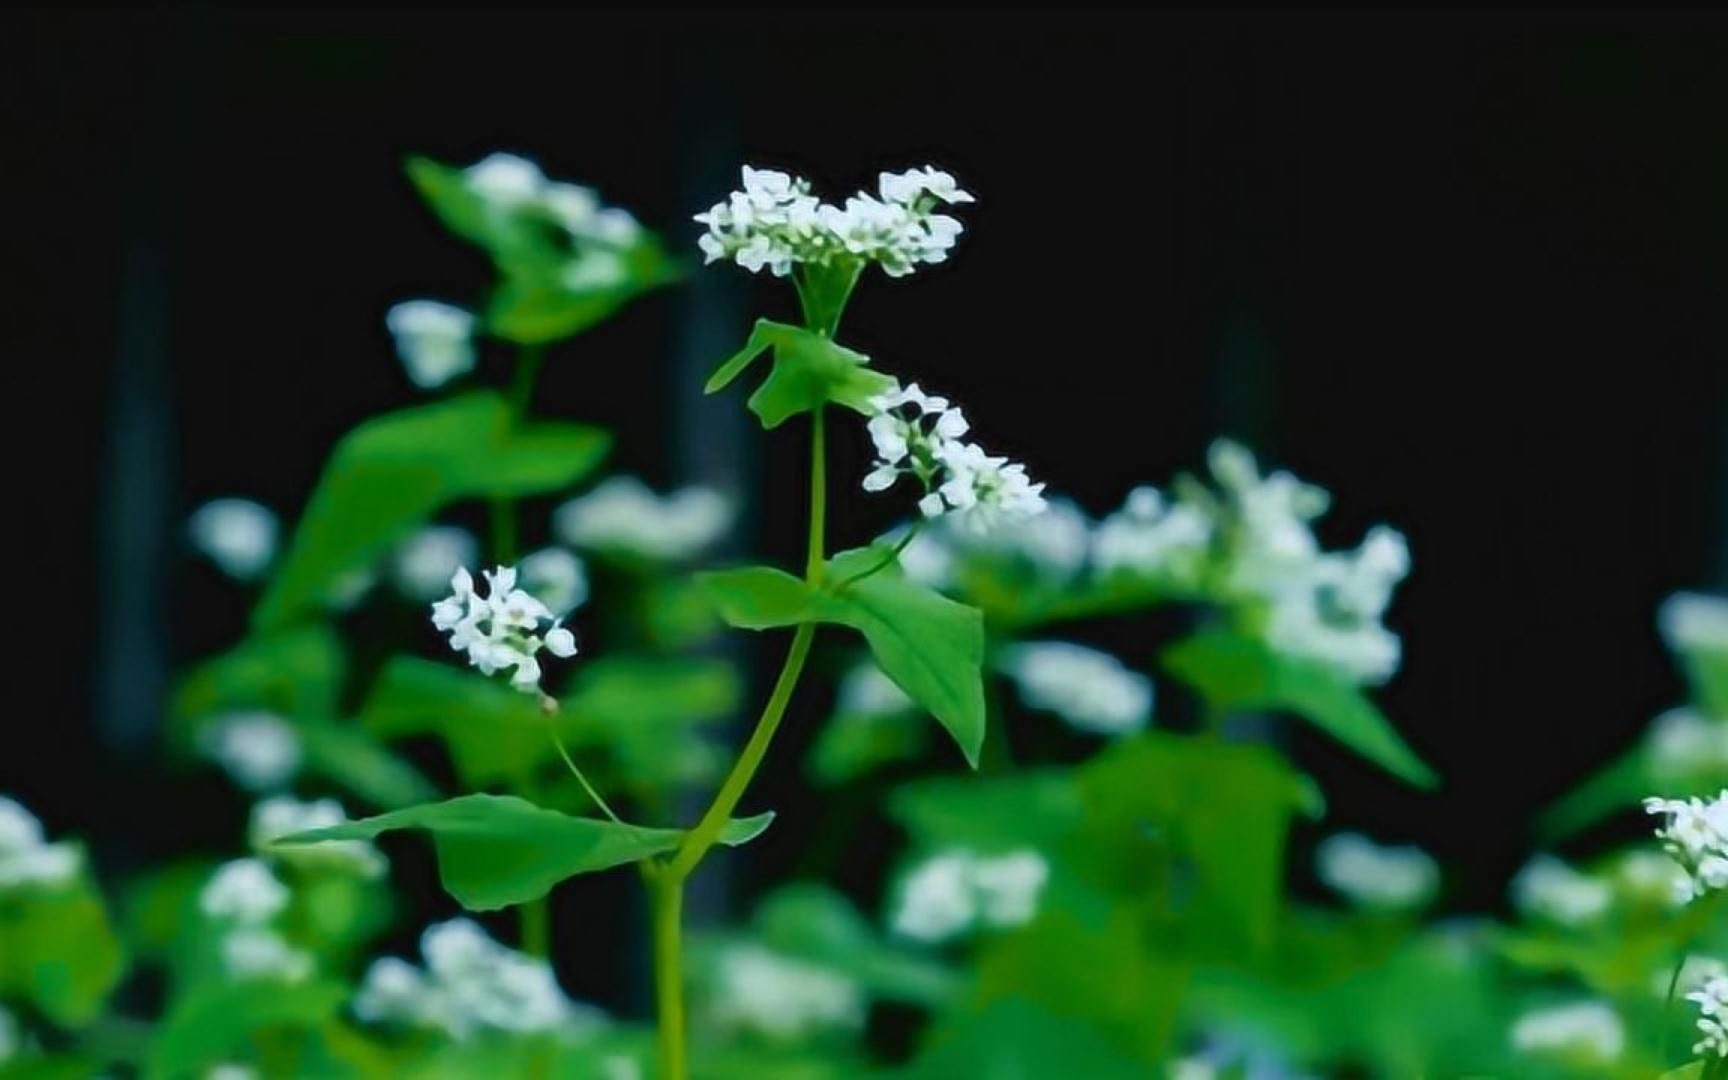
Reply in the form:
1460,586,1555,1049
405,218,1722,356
6,7,1728,1014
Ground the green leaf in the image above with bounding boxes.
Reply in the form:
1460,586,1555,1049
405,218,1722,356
147,978,346,1080
296,723,440,810
695,566,818,629
703,319,895,430
255,392,608,630
275,794,771,910
171,626,346,734
1162,629,1439,788
0,865,126,1027
889,770,1083,853
485,277,643,347
901,998,1148,1079
751,884,958,1005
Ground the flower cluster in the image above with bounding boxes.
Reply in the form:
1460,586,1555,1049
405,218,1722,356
1650,708,1728,781
430,566,578,694
1689,973,1728,1058
463,152,644,251
250,796,388,879
1509,1000,1625,1065
385,300,476,390
0,796,79,890
1314,832,1439,912
706,943,864,1042
555,477,732,563
198,858,312,983
1092,486,1214,583
891,848,1049,943
1644,790,1728,902
188,498,278,582
353,918,589,1040
1511,854,1612,927
197,712,302,793
1000,642,1153,736
1660,591,1728,656
862,384,1046,534
695,164,973,279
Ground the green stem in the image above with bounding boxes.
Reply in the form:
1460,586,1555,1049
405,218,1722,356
1662,949,1689,1065
649,871,686,1080
545,714,628,828
806,408,827,578
833,520,921,591
520,896,551,958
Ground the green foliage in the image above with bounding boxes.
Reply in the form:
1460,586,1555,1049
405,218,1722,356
704,319,897,430
750,884,957,1006
1162,628,1439,788
275,794,772,910
256,391,608,629
889,771,1082,854
900,998,1147,1079
0,865,125,1027
146,979,347,1080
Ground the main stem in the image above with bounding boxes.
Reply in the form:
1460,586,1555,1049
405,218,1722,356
651,407,828,1079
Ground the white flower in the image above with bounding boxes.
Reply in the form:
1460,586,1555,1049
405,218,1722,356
1002,642,1153,736
554,477,732,562
1615,849,1693,909
430,565,580,694
222,927,313,983
1315,833,1439,912
927,441,1048,533
1651,709,1728,779
707,943,864,1042
392,526,479,602
250,796,388,879
465,152,547,206
1660,592,1728,655
1510,1000,1624,1065
1511,855,1612,926
1688,973,1728,1058
695,163,973,279
837,662,915,716
385,300,476,390
0,797,79,891
354,919,588,1040
206,1065,260,1080
1645,791,1728,903
518,547,589,616
198,712,302,793
891,848,1048,943
200,859,289,925
188,498,278,581
1092,486,1213,581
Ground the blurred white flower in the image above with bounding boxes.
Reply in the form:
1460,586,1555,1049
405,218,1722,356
250,796,387,879
554,477,731,562
892,848,1048,943
695,163,972,280
197,712,301,793
188,498,278,582
0,797,79,890
1688,972,1728,1058
385,300,476,390
200,859,289,925
1510,1000,1624,1065
1660,591,1728,655
1092,486,1212,581
1658,957,1728,999
518,547,589,616
355,918,590,1040
222,926,313,983
392,526,479,602
1651,709,1728,778
431,566,579,694
1314,832,1439,912
1511,855,1612,926
837,662,915,717
465,152,547,206
1645,790,1728,903
1615,849,1693,909
206,1065,260,1080
708,943,864,1042
1001,642,1153,736
1260,528,1408,685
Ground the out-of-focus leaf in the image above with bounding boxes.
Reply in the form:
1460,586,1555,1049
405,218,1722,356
704,319,895,430
171,626,346,735
1161,629,1439,788
889,770,1082,854
807,703,928,787
752,883,958,1006
297,723,440,810
696,566,817,629
275,794,771,910
147,978,346,1080
900,997,1147,1079
0,864,126,1027
255,392,608,630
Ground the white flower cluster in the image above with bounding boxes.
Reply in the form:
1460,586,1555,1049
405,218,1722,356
1510,1000,1625,1065
863,384,1046,534
555,477,732,563
1314,832,1439,912
354,918,588,1040
1091,486,1214,583
696,165,972,279
1645,790,1728,903
836,661,915,717
706,943,864,1042
1690,973,1728,1058
250,797,387,879
1001,642,1153,736
1511,855,1612,927
464,152,644,252
197,712,302,793
392,526,480,602
1651,708,1728,779
0,796,79,890
1613,849,1693,909
897,497,1093,591
891,848,1048,943
188,498,278,582
431,566,578,694
198,858,312,983
1660,591,1728,655
385,300,476,390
